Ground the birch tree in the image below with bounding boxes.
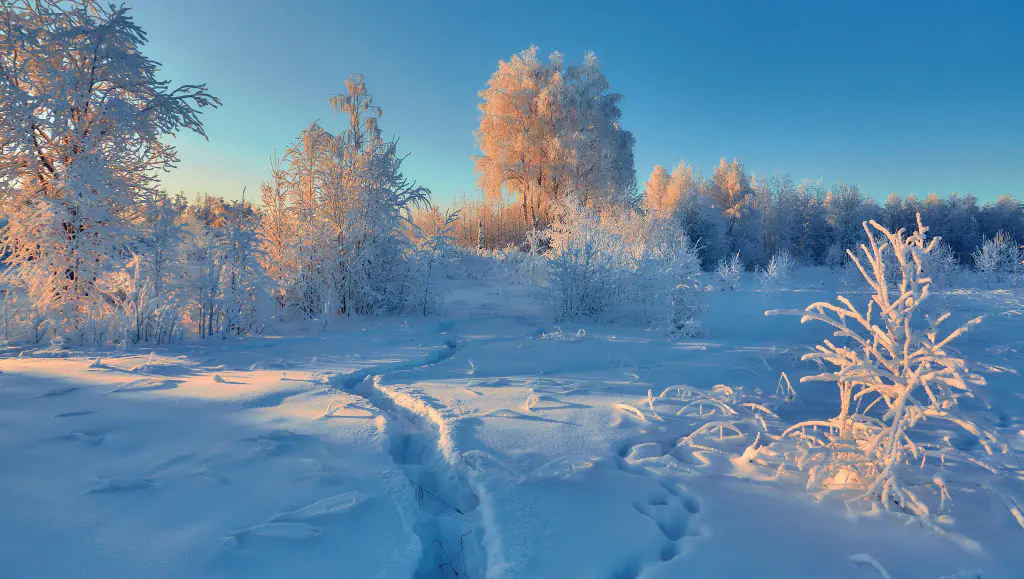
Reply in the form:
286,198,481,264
0,0,219,342
475,47,635,230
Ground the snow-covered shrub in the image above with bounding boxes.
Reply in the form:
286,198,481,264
495,238,547,287
972,232,1021,288
410,209,460,315
546,201,618,320
924,241,962,291
109,195,189,345
757,251,794,294
546,198,706,332
768,216,1003,523
715,252,742,291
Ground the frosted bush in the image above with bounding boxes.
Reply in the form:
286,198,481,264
410,209,460,315
768,215,1006,525
545,198,705,332
757,251,794,294
972,232,1021,288
546,200,618,320
716,253,742,291
924,241,962,291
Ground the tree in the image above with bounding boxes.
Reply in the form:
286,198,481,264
263,75,430,319
258,155,295,295
0,0,219,342
643,161,698,217
709,158,765,267
973,231,1021,287
475,47,635,230
219,197,271,336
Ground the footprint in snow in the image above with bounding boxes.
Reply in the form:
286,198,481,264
223,522,322,549
88,477,154,493
54,410,95,418
61,431,105,446
39,386,82,398
269,491,369,523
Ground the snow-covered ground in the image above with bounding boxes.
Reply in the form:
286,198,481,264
2,270,1023,578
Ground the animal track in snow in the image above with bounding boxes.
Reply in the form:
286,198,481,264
88,477,154,493
61,431,105,446
223,522,322,549
54,410,95,418
39,386,82,398
269,491,369,523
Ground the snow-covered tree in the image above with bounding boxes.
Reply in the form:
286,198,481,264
756,250,794,294
972,232,1021,288
0,0,218,343
328,75,430,315
410,209,461,316
261,75,430,319
768,216,999,522
475,47,635,230
258,155,296,293
111,193,187,344
546,198,705,330
643,161,698,217
710,159,765,267
756,172,802,259
181,216,223,339
219,198,272,336
716,252,742,291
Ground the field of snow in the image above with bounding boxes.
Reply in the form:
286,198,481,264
2,270,1023,579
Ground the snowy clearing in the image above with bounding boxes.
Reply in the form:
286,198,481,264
2,271,1022,579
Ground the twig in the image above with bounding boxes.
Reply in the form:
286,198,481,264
427,525,460,578
412,479,465,515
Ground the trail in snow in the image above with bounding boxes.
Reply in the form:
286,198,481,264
313,320,490,579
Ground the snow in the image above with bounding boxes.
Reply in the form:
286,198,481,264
1,269,1023,578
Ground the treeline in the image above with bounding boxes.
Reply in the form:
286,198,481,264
417,159,1024,272
0,2,1019,349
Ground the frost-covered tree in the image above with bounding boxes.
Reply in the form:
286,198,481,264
328,75,430,315
823,182,875,267
181,216,223,339
111,193,187,344
756,173,802,259
756,250,794,294
263,75,429,319
972,232,1021,288
410,209,461,316
0,0,218,342
643,161,698,217
715,252,742,291
768,216,999,522
475,47,635,230
710,159,764,267
219,198,272,336
545,197,704,330
258,155,295,291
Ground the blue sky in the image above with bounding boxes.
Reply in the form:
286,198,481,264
125,0,1023,204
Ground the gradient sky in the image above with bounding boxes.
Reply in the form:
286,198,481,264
124,0,1023,204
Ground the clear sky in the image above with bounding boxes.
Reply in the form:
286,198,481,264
124,0,1023,204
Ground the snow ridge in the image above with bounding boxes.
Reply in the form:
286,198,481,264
315,324,492,579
